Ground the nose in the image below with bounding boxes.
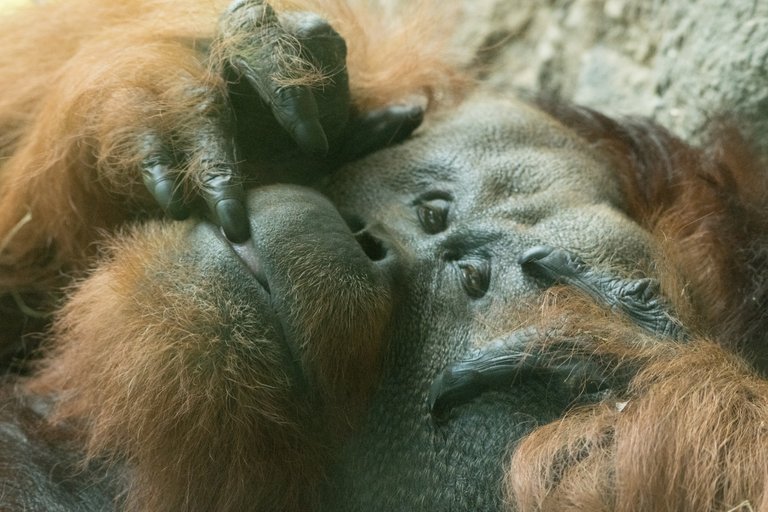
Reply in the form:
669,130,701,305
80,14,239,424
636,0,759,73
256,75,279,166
342,213,389,262
354,229,388,262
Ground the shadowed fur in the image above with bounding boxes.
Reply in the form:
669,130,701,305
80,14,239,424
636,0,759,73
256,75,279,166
536,100,768,372
505,291,768,511
503,104,768,510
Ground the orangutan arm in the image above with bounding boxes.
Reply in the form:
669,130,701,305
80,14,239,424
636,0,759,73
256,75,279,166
0,0,464,294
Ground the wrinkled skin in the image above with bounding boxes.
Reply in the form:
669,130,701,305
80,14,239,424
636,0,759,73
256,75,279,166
316,97,655,509
0,95,660,510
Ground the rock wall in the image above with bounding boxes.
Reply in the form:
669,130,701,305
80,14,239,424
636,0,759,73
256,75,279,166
456,0,768,151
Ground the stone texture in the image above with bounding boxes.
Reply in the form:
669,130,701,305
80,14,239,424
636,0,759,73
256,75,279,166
455,0,768,151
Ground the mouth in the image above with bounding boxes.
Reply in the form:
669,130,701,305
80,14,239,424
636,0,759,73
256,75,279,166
202,221,310,391
229,237,272,294
209,224,272,293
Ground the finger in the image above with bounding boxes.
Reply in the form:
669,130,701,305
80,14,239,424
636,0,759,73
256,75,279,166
519,245,686,340
518,245,590,287
428,330,608,422
282,11,347,69
222,3,355,155
200,169,250,244
339,104,425,160
280,11,350,143
428,334,531,422
270,86,329,156
218,0,281,98
221,0,277,35
230,54,331,156
139,133,189,220
192,123,250,243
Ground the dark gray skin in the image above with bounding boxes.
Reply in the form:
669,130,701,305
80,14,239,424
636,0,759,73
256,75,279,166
429,245,686,421
0,386,119,512
315,96,656,510
0,96,664,511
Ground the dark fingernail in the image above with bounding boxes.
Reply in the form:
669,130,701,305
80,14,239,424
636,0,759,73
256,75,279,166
428,371,460,422
428,365,483,420
153,178,189,220
151,175,173,209
143,162,190,220
294,119,329,156
216,199,250,243
393,104,425,123
386,105,425,142
518,245,555,265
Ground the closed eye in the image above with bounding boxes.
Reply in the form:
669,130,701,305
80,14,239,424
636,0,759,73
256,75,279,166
457,260,490,299
417,201,448,234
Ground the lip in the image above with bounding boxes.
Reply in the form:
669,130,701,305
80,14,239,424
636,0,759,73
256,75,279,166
209,223,271,293
199,221,309,391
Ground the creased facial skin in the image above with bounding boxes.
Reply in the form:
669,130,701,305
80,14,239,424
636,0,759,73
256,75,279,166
315,96,655,510
11,95,658,511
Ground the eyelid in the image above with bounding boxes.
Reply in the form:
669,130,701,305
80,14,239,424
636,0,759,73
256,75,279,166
414,190,453,203
457,259,491,299
417,201,449,234
415,192,451,235
440,231,499,257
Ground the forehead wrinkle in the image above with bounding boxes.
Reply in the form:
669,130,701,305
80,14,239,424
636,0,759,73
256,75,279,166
481,187,609,215
439,227,501,255
465,190,554,230
433,96,580,147
471,145,619,208
396,146,463,184
406,164,458,187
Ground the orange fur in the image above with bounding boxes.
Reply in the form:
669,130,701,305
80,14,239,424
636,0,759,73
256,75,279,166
503,104,768,511
29,224,327,510
0,1,467,509
0,0,467,296
536,100,768,372
3,3,767,510
505,293,768,511
28,216,392,511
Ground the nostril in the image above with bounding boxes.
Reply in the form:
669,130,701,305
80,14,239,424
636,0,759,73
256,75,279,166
341,212,366,234
355,230,387,262
340,212,388,261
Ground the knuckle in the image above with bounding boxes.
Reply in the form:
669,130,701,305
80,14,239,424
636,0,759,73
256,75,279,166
280,12,347,57
289,13,335,39
199,164,233,186
221,0,276,34
198,162,242,200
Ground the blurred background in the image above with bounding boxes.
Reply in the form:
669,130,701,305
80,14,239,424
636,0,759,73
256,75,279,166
453,0,768,154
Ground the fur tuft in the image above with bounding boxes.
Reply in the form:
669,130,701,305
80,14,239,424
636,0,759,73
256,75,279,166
537,99,768,372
